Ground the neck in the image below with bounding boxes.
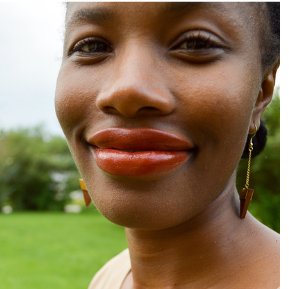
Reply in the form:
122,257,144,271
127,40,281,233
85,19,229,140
124,178,256,288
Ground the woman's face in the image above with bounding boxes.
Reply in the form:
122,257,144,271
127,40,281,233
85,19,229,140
55,3,266,229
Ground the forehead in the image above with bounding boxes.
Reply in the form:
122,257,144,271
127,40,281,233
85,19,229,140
66,2,259,30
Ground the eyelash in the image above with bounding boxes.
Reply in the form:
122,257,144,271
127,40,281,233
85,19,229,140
69,37,112,56
172,31,225,52
68,31,225,57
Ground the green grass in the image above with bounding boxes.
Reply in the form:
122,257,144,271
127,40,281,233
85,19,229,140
0,211,127,289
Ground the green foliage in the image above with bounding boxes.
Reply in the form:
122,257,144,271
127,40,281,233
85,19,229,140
237,89,280,232
0,126,78,211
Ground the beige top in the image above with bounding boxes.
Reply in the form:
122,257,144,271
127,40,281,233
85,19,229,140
88,249,280,289
88,249,131,289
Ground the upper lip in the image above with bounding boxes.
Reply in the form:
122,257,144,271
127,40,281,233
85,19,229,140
87,128,194,151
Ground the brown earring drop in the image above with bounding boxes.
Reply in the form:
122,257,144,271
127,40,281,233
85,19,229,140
79,178,92,207
239,125,257,219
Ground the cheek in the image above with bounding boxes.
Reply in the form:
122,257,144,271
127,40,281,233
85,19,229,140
55,64,106,180
172,59,260,146
54,64,100,138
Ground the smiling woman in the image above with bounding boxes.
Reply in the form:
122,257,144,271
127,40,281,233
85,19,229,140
55,3,280,289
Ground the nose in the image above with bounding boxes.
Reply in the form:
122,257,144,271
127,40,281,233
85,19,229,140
96,42,175,118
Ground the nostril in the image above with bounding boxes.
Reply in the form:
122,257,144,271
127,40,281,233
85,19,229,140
142,106,159,111
101,105,162,117
102,106,118,115
96,87,175,117
138,106,161,113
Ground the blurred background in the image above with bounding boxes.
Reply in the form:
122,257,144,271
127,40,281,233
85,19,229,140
0,2,280,289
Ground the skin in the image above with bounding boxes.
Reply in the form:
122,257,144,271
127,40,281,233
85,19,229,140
55,3,279,289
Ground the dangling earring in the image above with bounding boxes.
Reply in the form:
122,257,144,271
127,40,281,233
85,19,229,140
239,125,257,219
79,178,91,207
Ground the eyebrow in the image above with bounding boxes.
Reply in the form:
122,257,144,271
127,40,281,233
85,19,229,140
66,2,201,30
66,6,114,30
163,2,201,13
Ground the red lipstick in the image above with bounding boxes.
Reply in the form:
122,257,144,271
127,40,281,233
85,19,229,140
87,128,194,177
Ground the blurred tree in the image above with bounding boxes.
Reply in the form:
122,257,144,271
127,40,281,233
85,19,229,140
0,126,78,211
237,89,280,232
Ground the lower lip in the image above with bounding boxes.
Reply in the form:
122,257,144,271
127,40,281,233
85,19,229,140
92,148,191,177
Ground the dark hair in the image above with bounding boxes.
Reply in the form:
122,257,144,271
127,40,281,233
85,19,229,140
261,2,280,70
242,2,279,159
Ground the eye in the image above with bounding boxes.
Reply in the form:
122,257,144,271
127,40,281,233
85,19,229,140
179,34,220,50
170,30,229,60
69,37,113,56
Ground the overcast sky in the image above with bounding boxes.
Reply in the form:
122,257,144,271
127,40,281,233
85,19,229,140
0,1,282,137
0,2,65,135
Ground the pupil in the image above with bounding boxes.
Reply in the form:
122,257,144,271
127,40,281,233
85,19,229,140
187,39,209,49
85,42,107,52
96,42,106,51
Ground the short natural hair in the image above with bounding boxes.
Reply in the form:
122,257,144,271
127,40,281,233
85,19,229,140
261,2,280,70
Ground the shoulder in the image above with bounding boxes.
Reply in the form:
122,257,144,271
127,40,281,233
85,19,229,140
88,249,131,289
242,216,280,289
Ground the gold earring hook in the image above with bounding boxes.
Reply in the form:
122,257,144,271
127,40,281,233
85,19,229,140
249,123,258,136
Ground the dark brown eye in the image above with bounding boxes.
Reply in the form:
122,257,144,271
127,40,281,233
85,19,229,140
172,31,226,52
180,37,217,50
169,30,230,63
69,37,112,56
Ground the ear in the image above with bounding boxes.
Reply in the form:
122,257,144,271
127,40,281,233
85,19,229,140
250,61,279,131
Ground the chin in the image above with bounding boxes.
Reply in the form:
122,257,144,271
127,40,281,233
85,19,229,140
93,193,196,231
